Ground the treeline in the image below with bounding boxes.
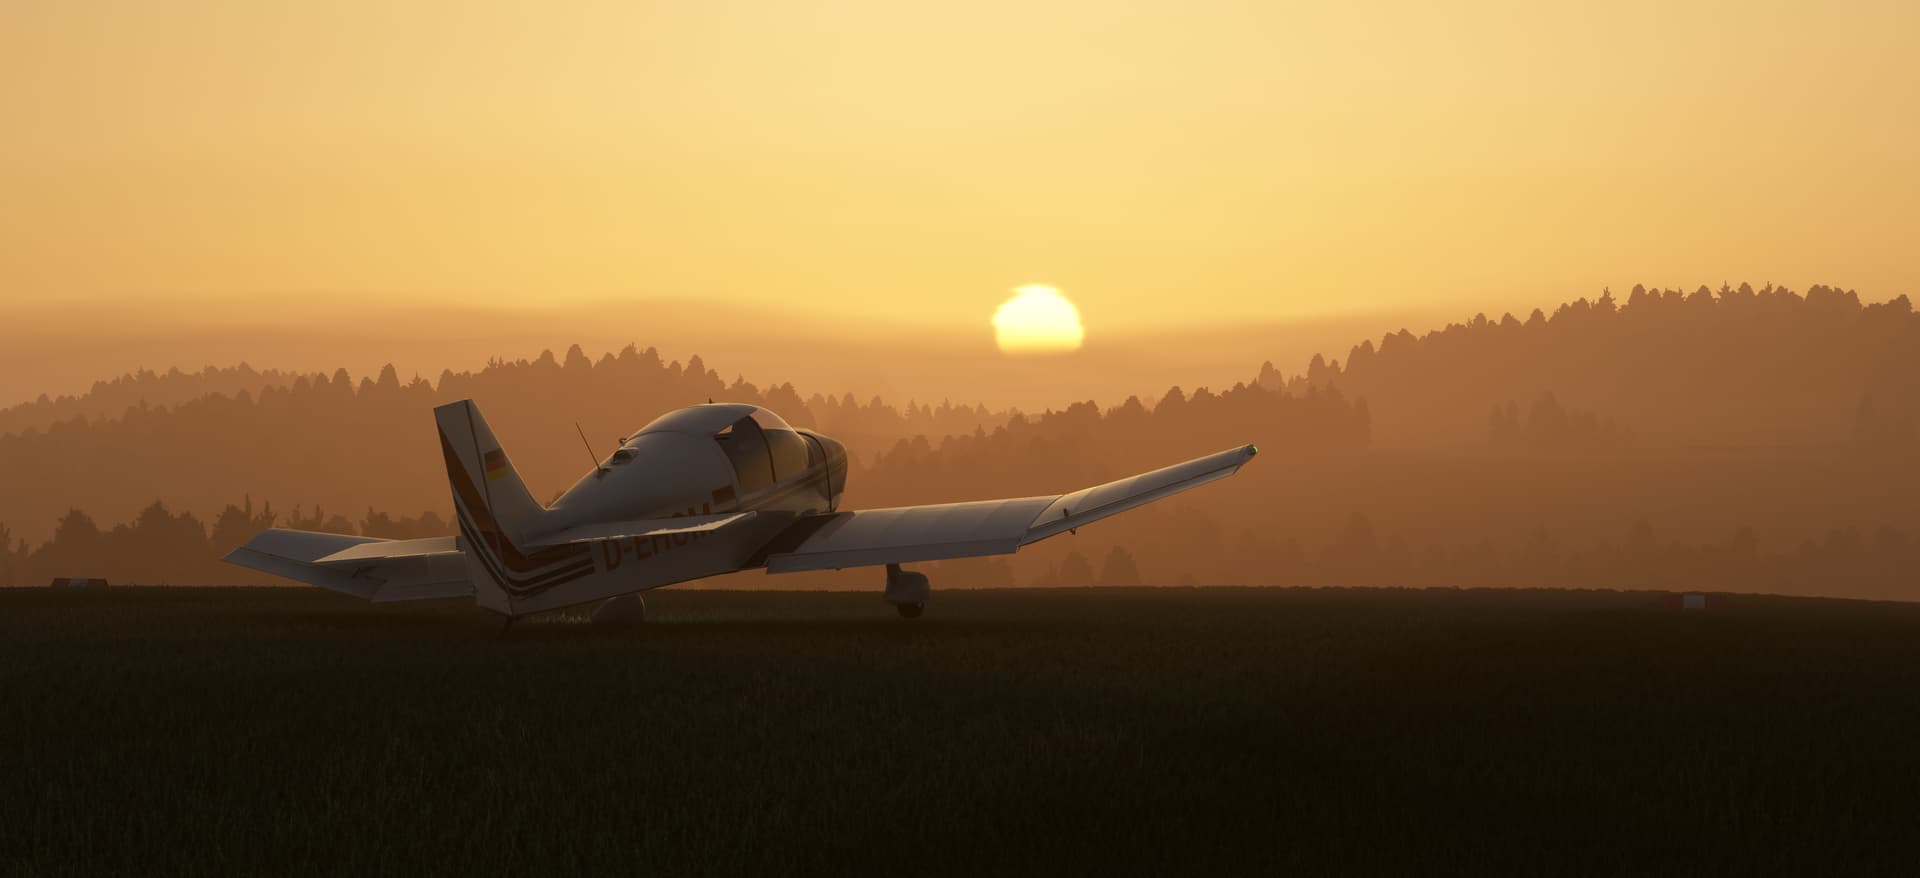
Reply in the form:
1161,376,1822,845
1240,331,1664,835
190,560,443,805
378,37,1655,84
806,393,1002,466
1486,393,1628,451
0,499,448,587
0,344,1013,544
0,363,308,436
1268,283,1920,448
820,370,1920,596
0,341,1371,545
0,350,1008,445
853,382,1369,506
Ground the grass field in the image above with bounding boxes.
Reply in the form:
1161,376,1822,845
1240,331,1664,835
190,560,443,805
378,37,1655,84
4,586,1920,876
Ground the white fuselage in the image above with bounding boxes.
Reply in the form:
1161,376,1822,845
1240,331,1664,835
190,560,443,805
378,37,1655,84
469,404,849,615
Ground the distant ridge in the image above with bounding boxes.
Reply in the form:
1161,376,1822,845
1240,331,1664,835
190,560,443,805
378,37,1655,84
1277,283,1919,448
0,363,311,436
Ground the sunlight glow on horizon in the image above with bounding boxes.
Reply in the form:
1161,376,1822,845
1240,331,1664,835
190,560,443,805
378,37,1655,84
993,285,1086,356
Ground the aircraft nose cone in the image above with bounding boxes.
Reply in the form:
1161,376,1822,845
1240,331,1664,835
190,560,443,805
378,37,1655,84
797,429,849,506
803,430,847,464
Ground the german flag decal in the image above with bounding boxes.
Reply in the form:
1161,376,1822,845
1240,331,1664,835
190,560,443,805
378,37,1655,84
483,449,509,481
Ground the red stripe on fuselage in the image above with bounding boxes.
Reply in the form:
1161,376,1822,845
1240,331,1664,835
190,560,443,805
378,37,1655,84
439,430,589,575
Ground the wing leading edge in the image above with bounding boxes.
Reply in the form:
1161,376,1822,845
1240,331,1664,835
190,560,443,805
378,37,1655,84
757,444,1258,573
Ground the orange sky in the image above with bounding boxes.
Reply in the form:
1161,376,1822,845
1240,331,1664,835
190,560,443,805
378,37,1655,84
4,1,1918,336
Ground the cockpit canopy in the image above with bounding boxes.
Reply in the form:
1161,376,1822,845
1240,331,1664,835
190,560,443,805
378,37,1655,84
631,403,776,438
610,404,838,509
711,410,815,494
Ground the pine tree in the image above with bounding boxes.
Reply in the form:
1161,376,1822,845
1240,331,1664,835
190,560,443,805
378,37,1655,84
1098,547,1142,586
1057,550,1096,587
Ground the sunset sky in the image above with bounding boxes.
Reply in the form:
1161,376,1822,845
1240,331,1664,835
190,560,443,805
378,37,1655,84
4,1,1918,394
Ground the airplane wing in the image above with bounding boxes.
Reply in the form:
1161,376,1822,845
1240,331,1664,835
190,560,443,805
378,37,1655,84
522,512,756,549
755,444,1257,573
224,530,472,603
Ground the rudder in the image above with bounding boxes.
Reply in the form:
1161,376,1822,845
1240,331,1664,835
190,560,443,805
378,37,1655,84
435,399,566,613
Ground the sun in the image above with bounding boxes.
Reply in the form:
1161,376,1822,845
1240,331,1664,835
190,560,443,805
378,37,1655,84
992,285,1085,356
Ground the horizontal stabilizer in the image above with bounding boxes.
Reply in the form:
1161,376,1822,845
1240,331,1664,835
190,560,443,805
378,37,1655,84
224,529,472,602
525,512,757,549
760,445,1257,573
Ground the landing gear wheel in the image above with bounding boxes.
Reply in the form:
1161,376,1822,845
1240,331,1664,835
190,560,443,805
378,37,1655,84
884,564,930,619
591,593,648,626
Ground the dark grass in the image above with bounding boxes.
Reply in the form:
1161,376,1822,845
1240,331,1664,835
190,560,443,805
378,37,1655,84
5,586,1920,876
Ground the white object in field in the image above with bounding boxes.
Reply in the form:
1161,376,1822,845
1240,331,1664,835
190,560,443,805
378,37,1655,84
224,399,1258,619
1681,594,1707,610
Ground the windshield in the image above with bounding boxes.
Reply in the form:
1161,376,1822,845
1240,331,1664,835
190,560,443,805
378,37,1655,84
713,416,774,493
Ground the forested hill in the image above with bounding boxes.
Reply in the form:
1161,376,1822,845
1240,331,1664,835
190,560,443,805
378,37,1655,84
0,348,1006,450
1271,284,1920,449
0,364,309,435
0,344,1015,542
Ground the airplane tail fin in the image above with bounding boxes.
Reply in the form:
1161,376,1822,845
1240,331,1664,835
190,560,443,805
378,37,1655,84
439,397,602,614
435,399,555,611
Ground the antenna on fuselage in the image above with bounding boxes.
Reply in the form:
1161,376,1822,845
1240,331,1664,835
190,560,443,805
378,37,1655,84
574,421,608,476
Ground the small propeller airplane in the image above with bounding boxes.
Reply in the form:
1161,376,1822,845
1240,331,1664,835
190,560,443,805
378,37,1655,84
225,400,1257,622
